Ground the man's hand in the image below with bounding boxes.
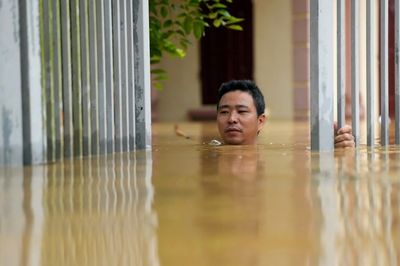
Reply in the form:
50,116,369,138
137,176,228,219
334,124,355,148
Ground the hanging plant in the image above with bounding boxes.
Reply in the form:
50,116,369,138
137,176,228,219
149,0,243,89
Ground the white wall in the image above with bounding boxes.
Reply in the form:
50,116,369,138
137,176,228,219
156,40,201,122
254,0,293,120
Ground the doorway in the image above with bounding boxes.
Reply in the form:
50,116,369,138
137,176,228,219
200,0,254,105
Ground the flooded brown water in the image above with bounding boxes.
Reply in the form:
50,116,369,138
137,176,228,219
0,121,399,265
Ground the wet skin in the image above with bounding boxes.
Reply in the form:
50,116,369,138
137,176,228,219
217,90,266,145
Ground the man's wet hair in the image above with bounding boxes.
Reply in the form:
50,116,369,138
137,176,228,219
217,80,266,116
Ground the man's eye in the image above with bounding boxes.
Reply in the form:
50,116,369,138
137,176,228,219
238,110,249,114
219,110,229,114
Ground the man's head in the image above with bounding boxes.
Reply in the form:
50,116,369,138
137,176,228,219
216,80,266,145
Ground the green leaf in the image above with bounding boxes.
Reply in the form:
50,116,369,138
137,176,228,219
180,38,192,45
150,56,161,64
189,0,200,5
176,29,185,36
183,16,193,34
151,68,167,75
227,25,243,31
161,6,168,18
208,12,218,19
153,81,163,91
225,17,244,24
177,13,186,18
211,3,227,9
193,21,204,39
174,48,186,57
162,30,175,39
155,74,168,81
163,20,173,28
149,2,158,15
213,19,221,27
217,10,230,18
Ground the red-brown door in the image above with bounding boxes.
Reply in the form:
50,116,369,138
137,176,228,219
200,0,254,105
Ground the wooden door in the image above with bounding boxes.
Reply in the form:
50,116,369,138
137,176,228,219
200,0,254,105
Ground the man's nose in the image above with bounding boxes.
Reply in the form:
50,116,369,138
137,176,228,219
228,112,238,123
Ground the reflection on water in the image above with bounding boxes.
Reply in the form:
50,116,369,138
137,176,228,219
311,148,400,265
153,129,319,265
0,152,159,266
201,145,263,179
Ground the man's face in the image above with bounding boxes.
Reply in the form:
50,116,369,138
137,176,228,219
217,90,266,145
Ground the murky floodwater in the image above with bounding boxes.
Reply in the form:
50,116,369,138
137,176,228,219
0,121,399,265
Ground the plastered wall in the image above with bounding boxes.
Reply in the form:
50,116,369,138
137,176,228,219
254,0,293,120
156,40,201,122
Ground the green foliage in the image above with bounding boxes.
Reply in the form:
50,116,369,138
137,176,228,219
149,0,243,89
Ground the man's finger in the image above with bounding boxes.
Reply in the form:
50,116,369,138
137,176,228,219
336,125,352,135
335,133,354,143
335,140,355,148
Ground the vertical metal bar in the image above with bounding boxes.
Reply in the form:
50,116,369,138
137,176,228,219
113,0,123,152
97,0,107,154
395,0,400,144
310,0,334,151
39,0,48,162
61,0,74,158
120,0,129,152
89,0,99,155
80,0,91,156
43,0,55,161
367,0,376,147
133,0,152,149
351,0,360,145
53,0,63,159
70,0,83,157
20,0,45,164
104,0,115,153
127,0,136,151
381,0,389,146
337,0,346,129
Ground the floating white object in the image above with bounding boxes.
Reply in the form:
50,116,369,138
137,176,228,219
208,139,222,146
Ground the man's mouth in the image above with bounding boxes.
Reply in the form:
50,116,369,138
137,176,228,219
225,127,242,133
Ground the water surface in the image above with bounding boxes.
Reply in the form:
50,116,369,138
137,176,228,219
0,121,399,265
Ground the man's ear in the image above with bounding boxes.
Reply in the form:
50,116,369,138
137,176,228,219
257,114,266,134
